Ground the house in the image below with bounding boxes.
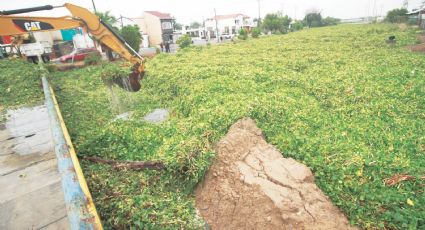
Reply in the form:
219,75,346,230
133,11,174,46
182,25,207,40
407,7,425,28
204,14,254,40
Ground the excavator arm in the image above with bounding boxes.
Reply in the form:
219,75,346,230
0,3,144,92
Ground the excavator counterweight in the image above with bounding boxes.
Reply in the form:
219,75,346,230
0,3,145,92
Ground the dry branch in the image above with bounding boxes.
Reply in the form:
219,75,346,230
83,156,165,170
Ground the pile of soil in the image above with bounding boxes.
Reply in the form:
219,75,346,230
195,118,355,229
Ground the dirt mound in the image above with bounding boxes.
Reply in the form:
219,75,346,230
195,118,355,230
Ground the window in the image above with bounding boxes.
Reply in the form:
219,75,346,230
224,27,229,34
161,21,172,30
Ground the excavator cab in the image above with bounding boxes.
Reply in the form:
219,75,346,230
0,4,145,92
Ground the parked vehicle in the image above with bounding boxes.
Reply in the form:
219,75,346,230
59,48,100,63
0,45,7,59
221,33,235,39
20,41,52,64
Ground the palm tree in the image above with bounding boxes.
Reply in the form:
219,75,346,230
95,11,119,60
96,11,117,26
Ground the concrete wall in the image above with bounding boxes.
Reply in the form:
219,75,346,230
32,31,70,45
134,13,163,46
33,31,54,45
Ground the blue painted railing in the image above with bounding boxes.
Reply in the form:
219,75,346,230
42,76,102,230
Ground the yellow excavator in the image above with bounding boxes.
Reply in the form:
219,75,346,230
0,3,145,92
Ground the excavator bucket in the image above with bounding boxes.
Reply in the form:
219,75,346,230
113,68,144,92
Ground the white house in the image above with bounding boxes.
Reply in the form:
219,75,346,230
181,25,207,39
204,14,254,40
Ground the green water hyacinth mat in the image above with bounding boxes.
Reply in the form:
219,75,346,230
2,23,423,229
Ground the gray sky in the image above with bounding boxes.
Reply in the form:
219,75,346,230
1,0,422,24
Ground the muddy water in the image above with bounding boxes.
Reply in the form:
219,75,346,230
143,109,169,124
1,106,53,156
0,105,69,229
0,106,54,176
107,85,125,115
106,84,170,124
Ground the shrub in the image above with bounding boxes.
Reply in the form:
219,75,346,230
238,28,248,40
44,63,57,73
99,62,129,85
176,35,192,49
291,21,304,31
323,17,341,26
84,53,101,65
251,28,261,38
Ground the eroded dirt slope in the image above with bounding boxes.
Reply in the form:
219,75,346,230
195,118,356,230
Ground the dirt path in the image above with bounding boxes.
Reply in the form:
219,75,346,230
195,118,356,230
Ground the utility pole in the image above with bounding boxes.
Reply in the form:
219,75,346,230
91,0,97,13
118,16,135,28
214,8,219,43
202,16,207,40
257,0,261,27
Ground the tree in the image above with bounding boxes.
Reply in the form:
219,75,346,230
403,0,409,9
96,11,117,26
190,21,202,29
262,13,292,34
120,25,142,52
96,11,119,60
173,20,183,30
304,11,323,27
385,8,408,23
281,15,292,33
176,34,192,49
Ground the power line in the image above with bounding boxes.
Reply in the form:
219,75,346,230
91,0,97,13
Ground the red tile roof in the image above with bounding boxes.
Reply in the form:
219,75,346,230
208,14,251,21
145,11,173,19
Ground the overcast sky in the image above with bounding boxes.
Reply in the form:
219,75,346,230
1,0,422,24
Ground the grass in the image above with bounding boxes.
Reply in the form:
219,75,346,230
1,23,423,229
0,59,44,110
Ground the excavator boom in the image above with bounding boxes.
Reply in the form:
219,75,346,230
0,3,145,92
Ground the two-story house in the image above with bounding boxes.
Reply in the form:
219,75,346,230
133,11,174,46
204,14,254,40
